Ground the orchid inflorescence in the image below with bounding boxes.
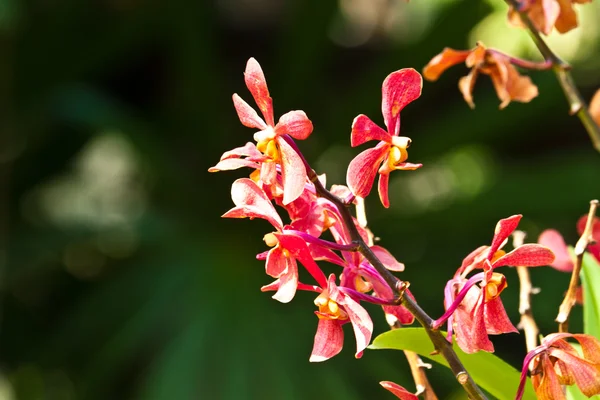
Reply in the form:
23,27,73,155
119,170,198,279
210,52,600,400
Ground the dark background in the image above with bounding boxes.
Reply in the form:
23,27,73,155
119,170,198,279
1,0,599,399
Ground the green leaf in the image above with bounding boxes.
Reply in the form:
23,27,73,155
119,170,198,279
581,251,600,339
370,328,536,400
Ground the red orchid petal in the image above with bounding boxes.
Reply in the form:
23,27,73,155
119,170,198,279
278,137,308,205
309,319,344,362
272,260,298,304
458,245,489,276
340,294,373,358
488,215,522,258
277,233,328,288
538,229,574,272
256,250,269,260
308,244,347,268
223,178,283,229
208,158,259,172
382,68,423,136
346,144,389,199
371,245,405,271
573,334,600,364
219,142,263,160
484,296,518,334
380,381,419,400
244,58,274,127
261,280,320,293
350,115,390,147
534,354,566,400
265,246,287,278
547,348,600,397
275,110,313,140
492,244,556,268
232,94,268,130
577,215,600,263
393,162,423,170
378,172,391,208
453,288,494,353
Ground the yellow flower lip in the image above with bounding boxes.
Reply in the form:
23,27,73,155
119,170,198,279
484,272,507,302
314,292,349,320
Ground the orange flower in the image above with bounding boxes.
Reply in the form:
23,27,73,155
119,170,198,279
423,43,539,109
508,0,592,35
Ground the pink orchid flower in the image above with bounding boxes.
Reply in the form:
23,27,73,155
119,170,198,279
309,274,373,362
516,333,600,400
222,178,327,303
577,215,600,262
346,68,423,208
538,229,574,272
436,215,555,353
232,58,313,205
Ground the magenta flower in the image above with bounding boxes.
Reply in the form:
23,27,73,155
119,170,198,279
516,333,600,400
230,58,313,205
437,215,555,353
222,178,327,302
309,274,373,362
346,68,423,208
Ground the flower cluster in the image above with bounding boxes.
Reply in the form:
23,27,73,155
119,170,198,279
210,58,421,361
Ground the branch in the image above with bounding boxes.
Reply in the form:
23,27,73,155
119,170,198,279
512,230,540,352
504,0,600,153
283,136,488,400
556,200,599,331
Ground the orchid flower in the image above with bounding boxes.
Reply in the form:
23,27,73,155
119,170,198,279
346,68,423,208
436,215,555,353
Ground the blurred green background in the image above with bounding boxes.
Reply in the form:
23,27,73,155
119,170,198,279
1,0,599,399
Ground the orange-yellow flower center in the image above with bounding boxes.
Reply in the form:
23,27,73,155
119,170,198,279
263,232,279,248
490,250,506,264
314,292,348,320
483,272,507,302
386,136,411,170
256,139,280,162
354,275,372,293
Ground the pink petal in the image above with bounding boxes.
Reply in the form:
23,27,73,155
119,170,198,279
278,137,308,205
278,233,328,288
393,162,423,170
577,215,600,263
381,68,423,136
337,292,373,358
371,245,405,271
538,229,573,272
244,58,274,126
232,94,268,130
380,382,419,400
346,144,389,199
272,260,298,303
309,319,344,362
453,288,494,353
265,246,287,278
458,245,489,275
350,115,390,147
223,178,283,229
208,158,259,172
275,110,313,140
260,161,277,185
378,172,391,208
219,142,263,160
308,244,347,268
492,243,556,268
488,215,522,259
484,297,518,334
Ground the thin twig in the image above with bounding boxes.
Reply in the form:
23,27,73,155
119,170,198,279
556,200,599,332
512,230,540,352
283,135,488,400
505,0,600,153
387,317,438,400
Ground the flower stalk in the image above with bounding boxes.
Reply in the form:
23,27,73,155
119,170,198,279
556,199,599,331
505,0,600,153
